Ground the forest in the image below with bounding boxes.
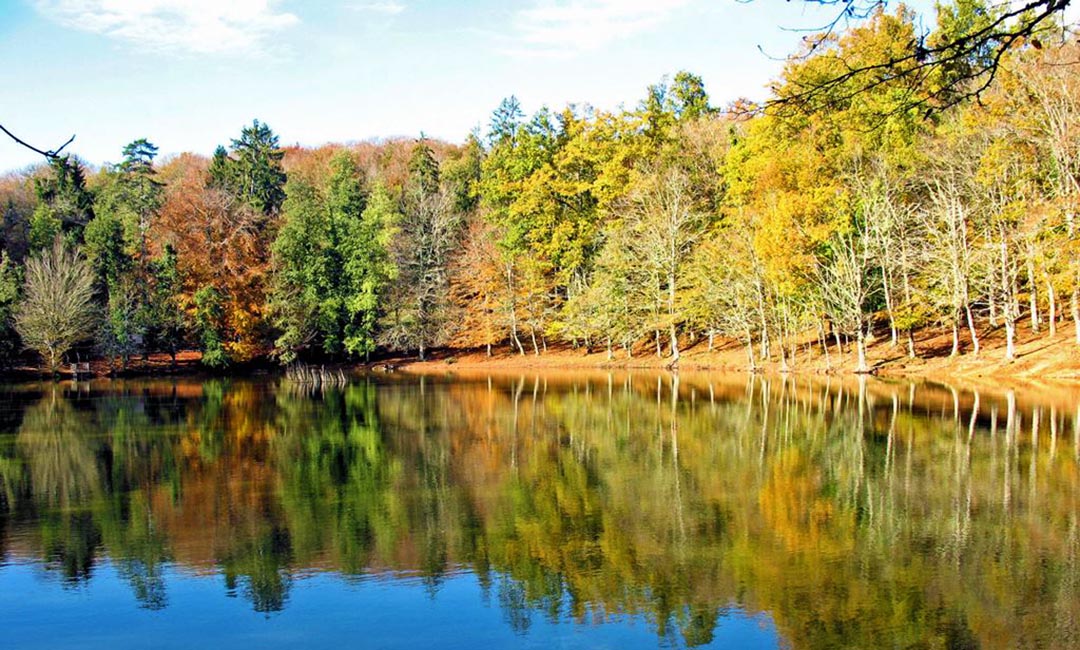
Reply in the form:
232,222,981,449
0,3,1078,375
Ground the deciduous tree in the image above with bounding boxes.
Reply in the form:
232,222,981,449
14,237,96,375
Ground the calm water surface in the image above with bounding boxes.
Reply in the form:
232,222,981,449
1,372,1077,649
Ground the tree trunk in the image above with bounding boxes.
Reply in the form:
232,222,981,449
855,332,870,374
745,340,757,373
668,272,679,364
1002,232,1015,361
1027,255,1039,333
655,330,662,358
47,346,59,378
756,284,769,360
606,337,613,361
707,329,715,352
906,329,916,359
511,326,525,355
988,287,998,327
1047,278,1057,338
507,264,525,355
882,268,898,346
965,304,980,356
818,320,830,372
951,318,960,357
669,324,679,364
1072,289,1080,345
530,328,539,356
1004,318,1016,361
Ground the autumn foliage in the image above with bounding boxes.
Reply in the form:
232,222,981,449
0,5,1078,372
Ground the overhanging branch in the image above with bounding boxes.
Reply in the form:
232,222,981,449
0,122,76,160
749,0,1074,119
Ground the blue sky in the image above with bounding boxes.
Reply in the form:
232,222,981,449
0,0,948,172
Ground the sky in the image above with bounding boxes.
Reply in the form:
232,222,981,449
0,0,959,172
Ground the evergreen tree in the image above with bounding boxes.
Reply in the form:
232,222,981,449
270,179,328,362
0,252,21,366
210,120,287,217
269,151,388,362
29,156,94,250
489,96,524,146
343,180,397,358
147,244,186,365
85,139,164,367
443,131,484,214
193,285,227,368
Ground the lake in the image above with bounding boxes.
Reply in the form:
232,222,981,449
1,372,1077,649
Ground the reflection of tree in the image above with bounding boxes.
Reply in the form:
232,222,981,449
17,389,101,509
222,527,293,614
274,382,400,574
38,512,101,583
94,388,184,610
1,376,1079,647
497,575,532,634
332,374,1080,647
106,490,172,610
14,389,104,583
677,604,719,648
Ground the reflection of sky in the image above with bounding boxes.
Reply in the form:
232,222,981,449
0,0,944,172
0,560,782,649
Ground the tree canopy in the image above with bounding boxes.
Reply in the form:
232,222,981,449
0,0,1077,373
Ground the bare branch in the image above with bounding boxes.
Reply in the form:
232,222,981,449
0,122,76,161
738,0,1074,120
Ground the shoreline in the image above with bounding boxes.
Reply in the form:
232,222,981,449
4,322,1078,387
382,322,1080,388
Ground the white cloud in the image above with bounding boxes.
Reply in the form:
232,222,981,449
349,1,405,15
34,0,299,56
508,0,692,57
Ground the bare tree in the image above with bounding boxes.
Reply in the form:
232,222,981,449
622,165,708,365
848,157,924,352
383,184,459,360
817,229,877,373
976,139,1029,362
685,230,763,371
922,156,983,357
15,237,96,375
1013,43,1080,344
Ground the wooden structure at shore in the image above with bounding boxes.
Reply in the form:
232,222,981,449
70,362,92,380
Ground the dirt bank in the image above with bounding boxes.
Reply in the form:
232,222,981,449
386,321,1080,383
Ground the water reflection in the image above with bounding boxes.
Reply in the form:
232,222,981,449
0,373,1078,648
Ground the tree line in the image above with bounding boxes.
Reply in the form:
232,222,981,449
0,3,1077,374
